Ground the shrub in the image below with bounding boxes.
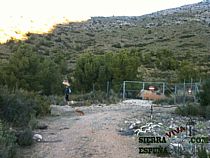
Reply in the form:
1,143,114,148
177,61,201,82
0,121,17,158
32,94,50,116
175,103,204,117
0,90,35,127
0,86,50,127
197,145,208,158
16,128,33,147
74,52,139,93
175,102,210,119
147,29,152,34
0,86,49,156
200,79,210,106
0,44,65,96
204,105,210,119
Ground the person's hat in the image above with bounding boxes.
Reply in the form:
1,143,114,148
62,80,70,86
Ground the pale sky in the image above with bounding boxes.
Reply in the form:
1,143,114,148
1,0,202,20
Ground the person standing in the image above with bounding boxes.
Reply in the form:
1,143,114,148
63,80,71,105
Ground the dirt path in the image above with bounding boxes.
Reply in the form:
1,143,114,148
17,100,166,158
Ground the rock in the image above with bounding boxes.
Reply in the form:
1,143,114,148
33,134,43,142
98,104,106,107
124,120,128,124
170,143,184,151
50,105,74,116
59,127,70,130
36,124,48,130
129,123,139,129
136,120,141,124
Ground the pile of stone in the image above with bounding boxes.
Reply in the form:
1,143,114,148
123,111,210,157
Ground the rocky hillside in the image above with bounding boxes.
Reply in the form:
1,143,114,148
0,2,210,71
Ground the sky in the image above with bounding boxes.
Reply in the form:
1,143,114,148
1,0,202,20
0,0,202,43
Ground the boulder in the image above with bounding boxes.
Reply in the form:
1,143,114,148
33,134,43,142
50,105,74,116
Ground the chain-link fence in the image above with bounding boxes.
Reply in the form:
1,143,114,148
122,81,166,100
173,82,201,104
121,80,202,104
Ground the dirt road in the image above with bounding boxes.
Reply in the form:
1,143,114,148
17,100,168,158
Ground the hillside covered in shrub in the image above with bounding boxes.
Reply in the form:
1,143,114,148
0,2,210,81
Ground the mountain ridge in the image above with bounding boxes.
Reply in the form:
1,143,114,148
0,2,210,76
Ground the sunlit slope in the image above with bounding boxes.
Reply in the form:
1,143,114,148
0,16,71,44
0,2,210,71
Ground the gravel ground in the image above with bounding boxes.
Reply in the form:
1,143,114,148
16,100,190,158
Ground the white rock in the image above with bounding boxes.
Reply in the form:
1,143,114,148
151,124,161,128
33,134,43,142
136,120,141,124
135,128,147,136
146,122,153,127
129,123,136,129
170,143,184,150
122,99,152,106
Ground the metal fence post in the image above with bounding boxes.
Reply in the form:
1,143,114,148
184,80,186,105
142,82,145,99
174,84,177,104
106,81,109,98
163,82,165,95
123,81,126,100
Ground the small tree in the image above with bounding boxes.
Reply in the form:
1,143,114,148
177,61,201,82
0,43,64,95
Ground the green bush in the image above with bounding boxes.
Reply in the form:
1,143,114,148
0,43,65,96
200,79,210,106
0,86,50,127
175,103,210,119
74,52,139,93
0,121,17,158
0,91,35,127
16,128,33,147
177,61,201,82
0,86,49,156
32,94,50,116
204,105,210,119
175,103,204,117
197,145,208,158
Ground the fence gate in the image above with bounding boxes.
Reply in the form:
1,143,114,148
122,81,166,100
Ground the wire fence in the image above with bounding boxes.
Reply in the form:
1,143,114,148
121,80,202,105
173,82,201,104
